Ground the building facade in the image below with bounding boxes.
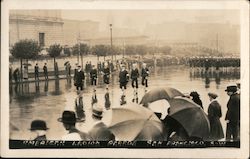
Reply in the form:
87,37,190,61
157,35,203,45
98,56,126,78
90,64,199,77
9,10,64,48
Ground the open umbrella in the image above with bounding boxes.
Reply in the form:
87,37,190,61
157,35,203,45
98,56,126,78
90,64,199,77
22,63,32,66
147,99,170,120
64,61,70,66
104,103,164,141
140,87,184,106
168,97,210,139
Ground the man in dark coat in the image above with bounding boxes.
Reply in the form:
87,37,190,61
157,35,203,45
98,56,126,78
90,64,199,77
131,63,139,103
119,65,129,105
207,93,224,141
225,85,240,141
102,62,110,89
74,65,85,91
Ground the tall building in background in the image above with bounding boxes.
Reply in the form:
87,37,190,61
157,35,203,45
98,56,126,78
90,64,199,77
9,10,64,48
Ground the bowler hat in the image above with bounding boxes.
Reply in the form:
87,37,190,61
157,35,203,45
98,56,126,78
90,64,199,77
58,111,77,124
190,91,200,97
208,92,218,99
225,86,237,93
30,120,49,131
92,105,103,119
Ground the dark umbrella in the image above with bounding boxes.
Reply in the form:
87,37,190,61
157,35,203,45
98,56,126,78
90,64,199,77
64,61,70,66
22,63,32,66
168,97,210,139
140,87,184,106
105,103,164,141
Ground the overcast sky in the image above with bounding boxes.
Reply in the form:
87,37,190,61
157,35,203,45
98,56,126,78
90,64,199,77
62,10,240,31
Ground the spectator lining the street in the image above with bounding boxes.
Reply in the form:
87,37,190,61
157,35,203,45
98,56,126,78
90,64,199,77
190,91,203,109
13,68,20,83
43,63,48,80
225,85,240,141
29,120,48,140
58,110,91,140
34,63,39,81
207,92,224,141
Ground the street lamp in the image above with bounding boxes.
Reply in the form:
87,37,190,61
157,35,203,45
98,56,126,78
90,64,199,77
110,24,113,62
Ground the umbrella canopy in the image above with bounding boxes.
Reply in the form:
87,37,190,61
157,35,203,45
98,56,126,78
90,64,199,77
64,61,70,66
140,87,184,106
168,97,210,139
147,99,170,120
105,103,164,141
22,63,32,66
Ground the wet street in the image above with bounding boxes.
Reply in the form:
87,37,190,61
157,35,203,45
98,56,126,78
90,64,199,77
9,65,239,140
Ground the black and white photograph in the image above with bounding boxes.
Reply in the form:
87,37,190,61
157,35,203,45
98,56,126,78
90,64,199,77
1,0,249,158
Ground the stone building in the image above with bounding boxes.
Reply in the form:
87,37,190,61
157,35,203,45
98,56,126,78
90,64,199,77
9,10,64,48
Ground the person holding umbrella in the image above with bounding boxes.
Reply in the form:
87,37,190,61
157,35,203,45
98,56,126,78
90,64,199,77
225,85,240,141
119,64,129,105
131,63,139,103
29,120,49,140
207,93,224,141
141,63,149,92
58,110,90,140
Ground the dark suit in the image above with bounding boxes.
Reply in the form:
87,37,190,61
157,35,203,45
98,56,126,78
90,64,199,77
208,100,224,140
74,69,85,90
225,93,240,141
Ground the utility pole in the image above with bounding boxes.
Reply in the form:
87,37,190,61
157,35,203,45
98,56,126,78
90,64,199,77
110,24,113,62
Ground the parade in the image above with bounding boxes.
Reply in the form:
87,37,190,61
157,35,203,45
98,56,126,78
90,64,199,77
7,9,241,146
9,54,240,142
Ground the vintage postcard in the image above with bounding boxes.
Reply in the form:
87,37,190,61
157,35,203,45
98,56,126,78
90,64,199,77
1,0,249,158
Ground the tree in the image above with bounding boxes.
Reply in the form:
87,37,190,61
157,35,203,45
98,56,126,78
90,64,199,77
160,46,172,54
10,39,41,81
72,43,89,67
92,45,108,61
135,45,147,57
125,45,136,56
47,44,62,77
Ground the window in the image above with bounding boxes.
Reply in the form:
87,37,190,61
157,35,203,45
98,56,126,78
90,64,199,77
39,33,45,47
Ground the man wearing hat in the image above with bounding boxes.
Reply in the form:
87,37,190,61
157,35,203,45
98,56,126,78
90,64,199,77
30,120,48,140
74,65,85,91
207,93,224,141
225,85,240,141
58,111,90,140
89,104,115,141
